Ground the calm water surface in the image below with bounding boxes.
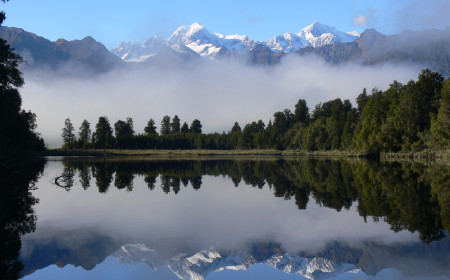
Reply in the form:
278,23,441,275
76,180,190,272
2,157,449,280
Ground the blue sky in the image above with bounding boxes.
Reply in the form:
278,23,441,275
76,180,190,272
2,0,449,49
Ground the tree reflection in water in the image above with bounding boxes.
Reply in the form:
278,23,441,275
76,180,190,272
0,159,45,280
55,158,450,244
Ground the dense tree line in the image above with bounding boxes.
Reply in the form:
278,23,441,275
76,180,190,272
61,69,449,155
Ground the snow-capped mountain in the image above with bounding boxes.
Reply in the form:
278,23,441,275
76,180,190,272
112,244,361,280
113,36,166,61
265,21,359,52
111,21,359,62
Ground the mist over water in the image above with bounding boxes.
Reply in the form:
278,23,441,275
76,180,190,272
21,55,420,147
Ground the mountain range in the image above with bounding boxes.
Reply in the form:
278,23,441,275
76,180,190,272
112,244,361,280
111,21,359,62
21,232,450,279
0,22,449,76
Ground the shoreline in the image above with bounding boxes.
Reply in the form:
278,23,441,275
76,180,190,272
42,149,365,158
40,148,450,164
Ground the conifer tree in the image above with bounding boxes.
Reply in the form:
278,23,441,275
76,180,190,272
190,119,202,133
94,116,113,148
171,115,181,133
144,119,157,135
180,122,190,133
79,119,91,148
160,115,171,135
61,118,75,149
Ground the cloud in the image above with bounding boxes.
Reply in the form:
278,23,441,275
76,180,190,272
20,55,420,148
352,15,368,27
351,5,379,28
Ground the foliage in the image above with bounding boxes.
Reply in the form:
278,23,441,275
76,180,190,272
60,69,448,154
0,5,45,158
190,119,202,134
61,118,75,149
171,115,180,133
0,158,45,280
428,79,450,148
93,116,114,149
181,122,189,133
160,115,171,135
144,119,157,135
77,120,91,149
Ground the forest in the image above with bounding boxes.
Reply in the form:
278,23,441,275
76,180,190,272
62,69,449,155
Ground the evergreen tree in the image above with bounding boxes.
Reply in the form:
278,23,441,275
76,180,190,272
356,88,368,115
231,122,241,132
429,78,450,148
114,118,134,139
171,115,181,133
190,119,202,133
294,99,309,123
160,115,171,135
144,119,157,135
61,118,75,149
114,118,134,148
78,119,91,148
353,88,390,154
94,116,113,148
126,117,134,136
181,122,190,133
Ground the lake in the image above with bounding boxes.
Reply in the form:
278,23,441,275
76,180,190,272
2,157,449,280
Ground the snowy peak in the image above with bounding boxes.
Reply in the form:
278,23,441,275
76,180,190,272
113,244,164,270
111,21,359,62
299,21,359,46
264,21,358,52
168,23,211,45
302,21,338,37
265,32,309,52
346,31,360,37
112,244,361,280
143,35,165,48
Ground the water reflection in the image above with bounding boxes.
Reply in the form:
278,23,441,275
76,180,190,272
54,158,450,244
2,157,449,279
0,159,45,280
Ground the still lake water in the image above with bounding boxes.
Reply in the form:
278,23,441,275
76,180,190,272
4,157,449,280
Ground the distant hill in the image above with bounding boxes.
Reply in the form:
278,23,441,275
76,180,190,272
0,26,123,76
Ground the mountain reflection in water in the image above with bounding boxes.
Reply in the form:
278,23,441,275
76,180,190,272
2,157,449,279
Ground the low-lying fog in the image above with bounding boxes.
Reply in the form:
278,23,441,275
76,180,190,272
20,55,421,147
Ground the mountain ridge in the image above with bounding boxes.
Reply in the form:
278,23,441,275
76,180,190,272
112,244,361,280
0,26,123,75
112,21,359,62
0,23,449,76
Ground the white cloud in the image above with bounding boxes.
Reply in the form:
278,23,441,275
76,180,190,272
352,15,368,26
